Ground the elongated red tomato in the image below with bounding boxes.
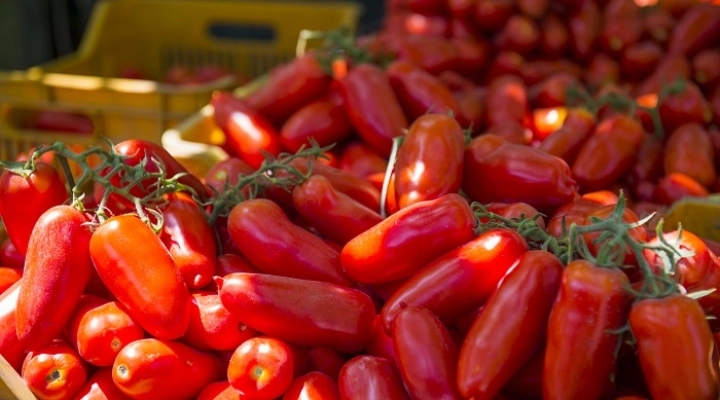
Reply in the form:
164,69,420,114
540,14,568,58
568,1,601,62
463,134,578,213
23,340,88,400
73,368,132,400
338,356,410,400
227,198,353,287
211,91,282,169
387,60,459,121
636,54,691,96
338,142,388,179
664,123,716,188
572,114,645,192
280,88,352,153
653,172,709,205
283,371,340,400
0,162,67,256
394,114,465,210
218,273,376,354
204,157,254,196
693,49,720,93
16,205,92,351
0,280,24,371
160,192,217,289
183,292,257,351
66,295,145,367
381,229,528,332
341,193,476,284
90,214,191,340
544,260,632,400
539,108,596,165
292,175,383,245
457,251,563,400
245,53,331,124
393,306,463,400
487,75,529,127
339,63,408,156
625,134,663,193
112,338,223,400
546,198,604,238
196,381,243,400
630,294,719,400
667,4,720,57
659,80,712,133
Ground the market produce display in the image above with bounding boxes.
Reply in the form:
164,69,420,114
1,0,720,399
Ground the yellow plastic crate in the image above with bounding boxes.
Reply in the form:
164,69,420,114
0,0,361,161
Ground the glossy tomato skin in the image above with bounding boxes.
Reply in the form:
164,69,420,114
196,381,243,400
227,198,353,287
341,193,476,284
73,368,132,400
283,371,339,400
653,172,709,205
215,253,258,277
387,60,459,121
338,142,388,179
66,295,144,367
218,273,376,354
228,337,294,400
0,280,24,371
22,339,88,400
546,198,604,238
160,192,217,289
338,355,410,400
381,229,528,332
245,53,331,124
90,214,191,340
211,91,282,169
658,81,712,133
16,205,92,351
572,114,645,192
112,338,223,400
0,162,67,256
183,291,257,352
393,306,463,400
457,251,563,400
543,260,632,400
280,88,352,153
539,108,596,165
463,134,578,213
630,294,719,400
0,267,21,295
204,157,254,196
667,4,720,57
486,75,529,127
292,175,382,245
394,114,465,210
664,122,716,188
340,64,408,157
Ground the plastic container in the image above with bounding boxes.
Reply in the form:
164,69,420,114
0,0,362,161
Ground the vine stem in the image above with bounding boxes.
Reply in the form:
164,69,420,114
380,137,403,218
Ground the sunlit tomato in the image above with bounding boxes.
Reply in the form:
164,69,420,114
228,337,295,400
339,356,410,399
183,292,257,351
22,340,88,400
283,371,340,400
653,173,709,205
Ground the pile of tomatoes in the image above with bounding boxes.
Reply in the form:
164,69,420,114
2,0,720,399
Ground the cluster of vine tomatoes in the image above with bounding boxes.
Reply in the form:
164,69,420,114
1,0,720,399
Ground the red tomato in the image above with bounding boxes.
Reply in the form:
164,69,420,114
630,294,719,400
282,372,339,400
338,142,388,178
572,114,645,192
457,251,563,400
568,1,601,62
387,60,459,121
211,91,282,169
292,175,383,245
463,134,578,213
204,157,254,196
394,114,465,210
518,0,548,18
546,198,604,238
636,54,691,96
712,87,720,126
585,53,621,89
539,108,596,165
393,306,463,400
90,214,191,340
73,368,132,400
474,0,515,33
339,63,408,157
396,36,459,75
543,260,632,400
599,12,643,55
196,381,243,400
531,73,582,109
582,190,620,207
659,80,712,134
217,272,376,353
338,356,410,399
625,134,663,192
0,266,21,295
485,202,546,229
486,51,525,83
667,4,720,57
486,75,529,127
23,340,88,400
381,229,528,331
66,295,144,367
0,239,24,268
693,49,720,93
653,173,709,205
306,347,346,382
504,349,544,400
664,123,716,187
484,121,533,145
539,14,569,59
453,87,487,134
582,205,648,270
245,53,331,124
184,292,257,351
0,162,67,256
227,198,353,286
496,15,540,55
621,41,663,81
365,316,398,364
341,193,476,284
280,88,352,153
449,37,491,78
0,280,24,371
16,206,92,351
215,254,258,277
227,337,294,400
521,59,583,87
643,7,676,44
112,338,223,400
26,110,94,135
